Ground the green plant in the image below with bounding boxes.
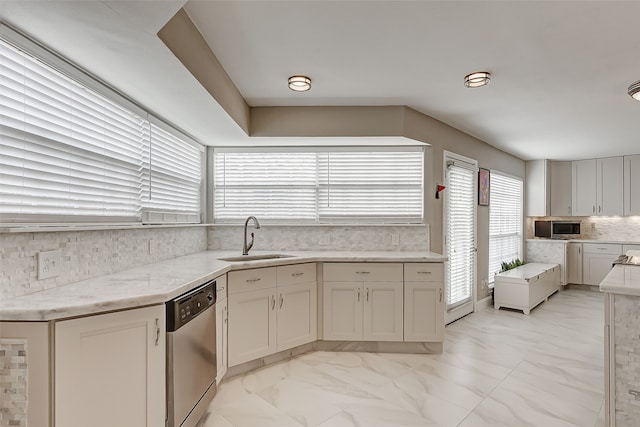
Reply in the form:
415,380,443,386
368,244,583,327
500,258,524,272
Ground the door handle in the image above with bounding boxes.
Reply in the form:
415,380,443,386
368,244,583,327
271,295,275,310
357,288,360,302
439,289,443,303
366,288,369,302
154,318,160,347
279,293,283,308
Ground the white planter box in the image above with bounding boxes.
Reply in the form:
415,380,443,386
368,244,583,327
494,263,560,314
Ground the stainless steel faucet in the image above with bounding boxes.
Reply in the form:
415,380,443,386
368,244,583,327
242,216,261,255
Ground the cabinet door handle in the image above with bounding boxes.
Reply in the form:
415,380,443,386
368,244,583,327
357,288,361,302
366,288,369,302
291,272,304,277
578,247,581,254
246,278,261,283
271,295,276,310
154,318,160,347
439,289,443,303
417,271,432,275
356,271,370,275
599,205,602,213
217,286,225,292
279,293,283,308
593,205,596,213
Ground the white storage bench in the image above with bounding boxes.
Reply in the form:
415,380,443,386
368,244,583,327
494,262,560,314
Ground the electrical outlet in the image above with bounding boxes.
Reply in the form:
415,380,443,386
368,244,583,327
391,234,400,246
319,234,330,246
481,279,487,290
38,250,61,280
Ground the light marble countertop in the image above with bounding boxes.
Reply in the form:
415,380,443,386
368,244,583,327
599,264,640,296
527,238,640,245
0,250,446,322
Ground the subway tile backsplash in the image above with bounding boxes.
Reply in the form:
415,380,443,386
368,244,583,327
0,227,207,301
208,225,430,252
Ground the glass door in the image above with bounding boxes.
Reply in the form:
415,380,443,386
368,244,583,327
443,152,477,324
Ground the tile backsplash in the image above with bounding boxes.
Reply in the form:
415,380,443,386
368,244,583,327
0,227,207,301
208,225,430,252
527,216,640,241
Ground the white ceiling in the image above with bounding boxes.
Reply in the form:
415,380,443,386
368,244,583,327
2,1,640,161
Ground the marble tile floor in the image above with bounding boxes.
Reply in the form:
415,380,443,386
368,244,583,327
197,289,605,427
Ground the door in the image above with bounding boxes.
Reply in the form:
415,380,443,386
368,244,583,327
567,243,583,285
572,159,597,216
323,282,363,341
550,161,572,216
215,297,228,384
624,155,640,216
363,281,403,341
55,305,165,427
277,281,317,351
227,287,277,366
597,157,623,216
404,282,444,342
444,152,477,324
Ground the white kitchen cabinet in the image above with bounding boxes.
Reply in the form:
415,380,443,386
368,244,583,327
525,159,550,217
403,263,445,342
582,243,622,285
550,161,573,216
526,160,572,217
572,157,623,216
624,154,640,216
572,159,597,216
323,263,403,342
567,242,583,285
597,157,624,216
215,274,228,384
228,286,277,366
54,305,165,427
227,264,317,367
0,322,50,427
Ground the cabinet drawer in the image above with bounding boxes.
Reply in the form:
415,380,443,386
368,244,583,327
277,263,316,286
582,243,622,255
323,263,403,282
228,267,277,294
404,263,444,282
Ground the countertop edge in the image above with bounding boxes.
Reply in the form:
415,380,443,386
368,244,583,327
599,264,640,296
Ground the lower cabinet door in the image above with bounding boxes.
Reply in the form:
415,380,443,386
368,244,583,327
403,282,444,342
54,305,166,427
323,282,363,341
228,287,277,366
277,281,317,352
363,281,404,341
215,297,228,384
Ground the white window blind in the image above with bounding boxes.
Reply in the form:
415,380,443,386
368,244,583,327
0,39,144,222
213,148,423,224
488,171,523,284
142,122,202,220
445,163,476,309
0,29,203,225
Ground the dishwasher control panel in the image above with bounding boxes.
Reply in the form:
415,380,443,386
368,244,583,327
166,279,216,332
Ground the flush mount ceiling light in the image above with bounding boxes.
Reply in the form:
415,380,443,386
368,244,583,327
628,80,640,101
288,75,311,92
464,71,491,88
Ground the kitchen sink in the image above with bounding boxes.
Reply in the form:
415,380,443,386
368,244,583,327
218,253,295,262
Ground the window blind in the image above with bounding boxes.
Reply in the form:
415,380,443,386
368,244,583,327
213,148,423,224
0,29,203,225
488,172,523,284
0,39,144,221
445,163,476,309
142,122,202,219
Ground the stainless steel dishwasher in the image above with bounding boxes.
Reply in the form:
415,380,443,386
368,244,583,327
166,279,217,427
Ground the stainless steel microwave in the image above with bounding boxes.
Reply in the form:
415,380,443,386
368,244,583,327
534,220,581,239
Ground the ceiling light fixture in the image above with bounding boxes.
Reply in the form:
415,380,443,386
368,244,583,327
628,80,640,101
464,71,491,88
288,75,311,92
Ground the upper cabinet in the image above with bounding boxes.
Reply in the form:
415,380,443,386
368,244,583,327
624,155,640,216
571,157,623,216
525,160,572,217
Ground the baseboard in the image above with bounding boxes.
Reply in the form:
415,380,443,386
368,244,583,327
477,295,493,310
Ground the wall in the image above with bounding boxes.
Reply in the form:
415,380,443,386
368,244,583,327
526,216,640,241
0,226,207,301
208,225,429,252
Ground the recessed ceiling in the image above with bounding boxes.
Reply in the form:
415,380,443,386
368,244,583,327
3,1,640,160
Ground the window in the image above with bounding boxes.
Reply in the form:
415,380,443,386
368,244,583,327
213,147,424,224
0,25,202,224
488,171,523,284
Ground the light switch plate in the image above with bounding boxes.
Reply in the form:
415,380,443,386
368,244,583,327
38,250,61,280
